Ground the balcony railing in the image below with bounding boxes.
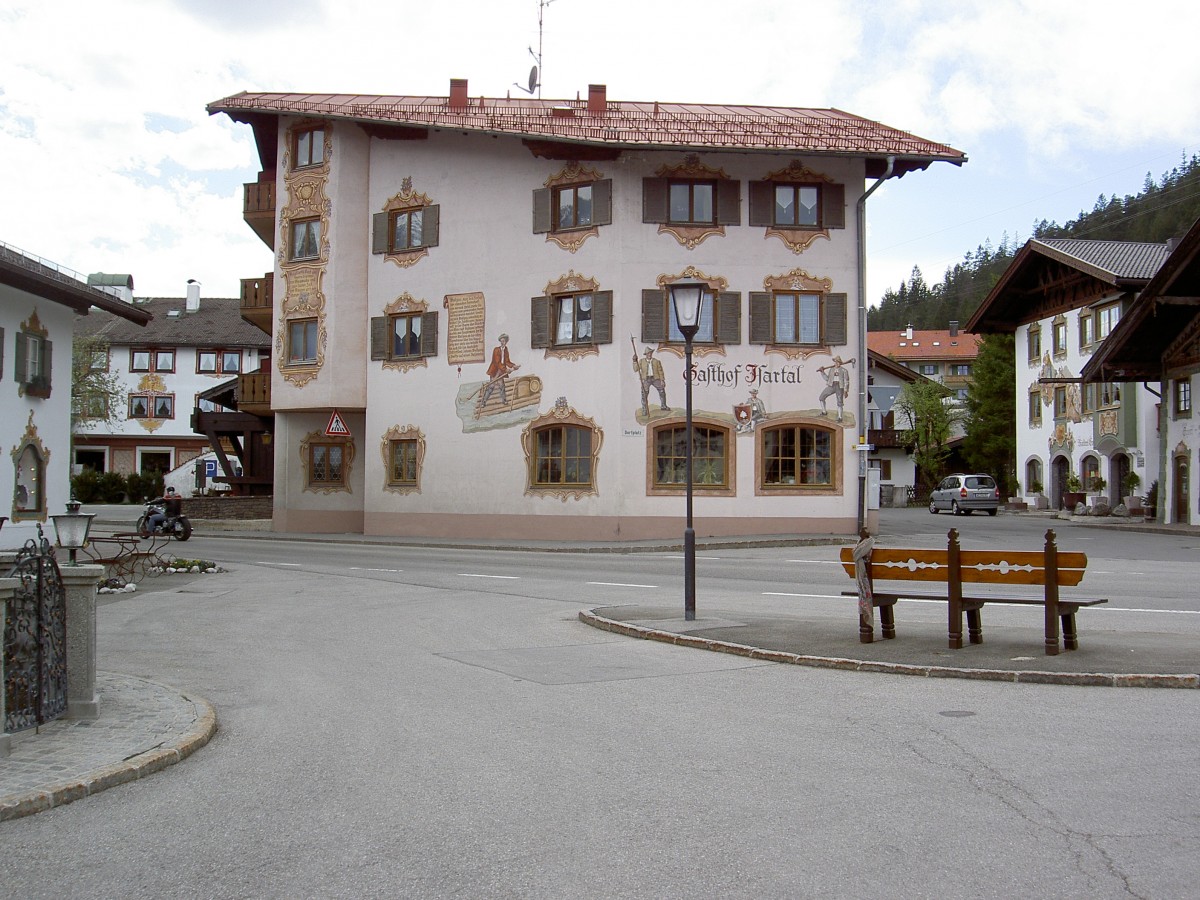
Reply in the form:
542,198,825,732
240,274,273,334
868,428,911,449
242,175,276,248
237,372,272,413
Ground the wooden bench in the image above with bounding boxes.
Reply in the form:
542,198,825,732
839,528,1107,656
82,532,170,585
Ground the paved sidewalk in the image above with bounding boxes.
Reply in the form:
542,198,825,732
0,672,216,821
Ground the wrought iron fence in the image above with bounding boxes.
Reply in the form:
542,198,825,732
4,526,68,732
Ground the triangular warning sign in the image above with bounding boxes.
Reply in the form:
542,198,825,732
325,410,351,436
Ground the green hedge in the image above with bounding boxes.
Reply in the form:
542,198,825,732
70,470,165,504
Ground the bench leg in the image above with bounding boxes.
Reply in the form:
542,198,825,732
948,602,963,649
880,604,896,640
1061,613,1078,651
966,608,983,645
859,613,874,644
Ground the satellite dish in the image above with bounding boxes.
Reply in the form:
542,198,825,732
528,65,538,94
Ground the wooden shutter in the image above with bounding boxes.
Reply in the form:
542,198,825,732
641,289,667,342
749,293,772,344
715,292,741,344
716,178,741,225
422,205,440,247
371,212,389,254
642,178,668,224
370,316,388,360
592,291,613,345
823,293,848,346
532,188,552,234
14,331,27,384
748,180,773,227
592,179,613,226
822,183,846,229
41,339,51,394
530,296,553,349
420,312,439,357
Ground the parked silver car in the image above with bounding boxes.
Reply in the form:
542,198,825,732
929,474,1000,516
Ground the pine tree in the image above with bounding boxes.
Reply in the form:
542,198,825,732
962,334,1016,495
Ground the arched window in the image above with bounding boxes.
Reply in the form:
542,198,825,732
15,444,44,514
1081,455,1102,491
532,424,594,488
1025,458,1044,494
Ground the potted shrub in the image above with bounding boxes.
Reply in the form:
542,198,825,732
1062,473,1086,512
1143,480,1159,522
1122,471,1142,512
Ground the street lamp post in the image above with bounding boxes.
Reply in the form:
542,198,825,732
51,499,95,566
668,282,707,622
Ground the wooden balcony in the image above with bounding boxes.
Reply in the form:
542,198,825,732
243,175,277,249
240,273,273,333
237,372,272,415
869,428,911,450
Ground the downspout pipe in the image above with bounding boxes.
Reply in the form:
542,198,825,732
856,155,896,534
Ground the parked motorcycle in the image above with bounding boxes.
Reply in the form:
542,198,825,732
136,498,193,541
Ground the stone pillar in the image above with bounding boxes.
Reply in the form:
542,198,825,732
58,564,106,721
0,576,17,757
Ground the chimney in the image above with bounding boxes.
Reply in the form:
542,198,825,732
186,279,200,312
587,83,607,115
949,320,959,337
905,324,913,340
448,78,469,109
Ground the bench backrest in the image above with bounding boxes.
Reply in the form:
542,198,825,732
839,530,1087,587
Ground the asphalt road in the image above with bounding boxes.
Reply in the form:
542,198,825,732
2,510,1198,898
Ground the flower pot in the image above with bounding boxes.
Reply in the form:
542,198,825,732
1062,491,1086,511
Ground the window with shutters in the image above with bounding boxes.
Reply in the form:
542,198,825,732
640,287,740,347
749,291,846,348
532,165,611,251
372,180,440,265
15,328,52,398
370,296,439,366
642,161,740,247
748,164,846,252
532,291,613,351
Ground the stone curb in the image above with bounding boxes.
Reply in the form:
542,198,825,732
578,610,1200,690
0,692,218,823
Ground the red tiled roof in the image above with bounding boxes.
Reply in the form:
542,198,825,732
868,329,981,361
207,87,965,175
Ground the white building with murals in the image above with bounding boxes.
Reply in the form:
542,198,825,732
207,81,963,540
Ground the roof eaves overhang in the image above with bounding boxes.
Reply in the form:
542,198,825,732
0,253,152,326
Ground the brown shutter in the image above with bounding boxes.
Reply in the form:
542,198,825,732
422,205,440,247
823,183,846,229
715,292,741,344
823,293,848,346
420,312,439,357
592,179,612,226
42,339,51,393
641,289,666,342
716,178,741,225
748,180,773,227
372,212,389,254
370,316,388,360
530,296,553,349
592,291,613,345
532,188,551,234
642,178,668,223
749,293,772,344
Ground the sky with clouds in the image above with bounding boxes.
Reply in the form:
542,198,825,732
2,0,1198,308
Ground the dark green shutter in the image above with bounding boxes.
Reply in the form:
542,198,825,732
420,312,439,357
822,183,846,229
716,178,741,225
592,291,613,345
749,293,772,344
716,292,741,344
532,188,552,234
642,178,668,223
14,331,27,384
41,339,51,394
422,205,440,248
823,293,848,346
748,181,773,227
641,289,666,342
370,316,388,360
530,296,553,349
592,179,612,226
372,213,389,254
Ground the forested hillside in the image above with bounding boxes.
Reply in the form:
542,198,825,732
868,151,1200,332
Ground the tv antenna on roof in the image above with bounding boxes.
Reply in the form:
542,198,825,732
513,0,556,99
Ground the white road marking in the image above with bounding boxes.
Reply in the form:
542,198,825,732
589,582,658,588
350,567,404,573
458,573,519,579
663,555,721,561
